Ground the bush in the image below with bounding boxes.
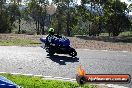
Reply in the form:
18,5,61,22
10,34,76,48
21,30,27,34
0,12,13,33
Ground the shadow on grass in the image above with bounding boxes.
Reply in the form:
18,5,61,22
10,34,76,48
30,42,41,44
76,36,132,43
47,55,79,65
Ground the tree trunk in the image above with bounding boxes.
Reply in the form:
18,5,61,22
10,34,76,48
42,16,45,35
42,4,47,35
42,26,44,35
67,13,70,36
0,2,2,15
36,20,38,34
9,28,12,33
37,16,40,34
66,0,70,36
36,17,39,35
18,18,21,34
57,17,61,35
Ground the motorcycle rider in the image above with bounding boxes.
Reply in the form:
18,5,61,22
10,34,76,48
46,28,56,46
46,28,64,46
41,28,77,57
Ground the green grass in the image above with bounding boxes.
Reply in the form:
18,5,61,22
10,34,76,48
0,73,96,88
119,31,132,37
99,33,109,36
0,39,41,46
100,31,132,37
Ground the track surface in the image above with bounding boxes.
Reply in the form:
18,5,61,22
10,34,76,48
0,46,132,87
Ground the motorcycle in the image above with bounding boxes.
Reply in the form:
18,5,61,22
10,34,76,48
40,35,77,57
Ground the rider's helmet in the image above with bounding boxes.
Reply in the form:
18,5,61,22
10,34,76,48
48,28,55,35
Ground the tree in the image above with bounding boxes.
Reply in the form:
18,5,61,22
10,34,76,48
66,0,70,36
7,3,21,33
0,0,13,33
52,0,78,36
52,0,67,35
28,0,41,34
39,0,49,35
76,0,100,36
0,12,12,33
17,0,22,34
28,0,49,35
103,0,131,36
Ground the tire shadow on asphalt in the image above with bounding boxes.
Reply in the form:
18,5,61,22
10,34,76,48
46,54,79,65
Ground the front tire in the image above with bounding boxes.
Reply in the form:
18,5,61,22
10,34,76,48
46,47,55,56
69,48,77,57
48,52,55,56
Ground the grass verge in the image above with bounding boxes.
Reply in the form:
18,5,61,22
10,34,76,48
0,39,41,46
100,31,132,37
0,73,96,88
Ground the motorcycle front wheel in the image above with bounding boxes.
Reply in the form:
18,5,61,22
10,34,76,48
48,52,55,56
69,48,77,57
46,47,55,56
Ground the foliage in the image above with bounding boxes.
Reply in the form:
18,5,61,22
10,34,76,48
0,10,12,33
0,0,131,36
0,0,22,33
27,0,50,35
7,4,21,25
103,0,131,36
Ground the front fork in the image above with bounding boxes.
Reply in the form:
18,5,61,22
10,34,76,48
41,44,45,49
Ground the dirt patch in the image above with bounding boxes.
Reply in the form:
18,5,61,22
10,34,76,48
0,34,132,52
69,37,132,52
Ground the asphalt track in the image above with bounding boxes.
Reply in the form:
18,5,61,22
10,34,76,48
0,46,132,87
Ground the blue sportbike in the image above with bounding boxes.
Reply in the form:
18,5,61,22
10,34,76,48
40,35,77,57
